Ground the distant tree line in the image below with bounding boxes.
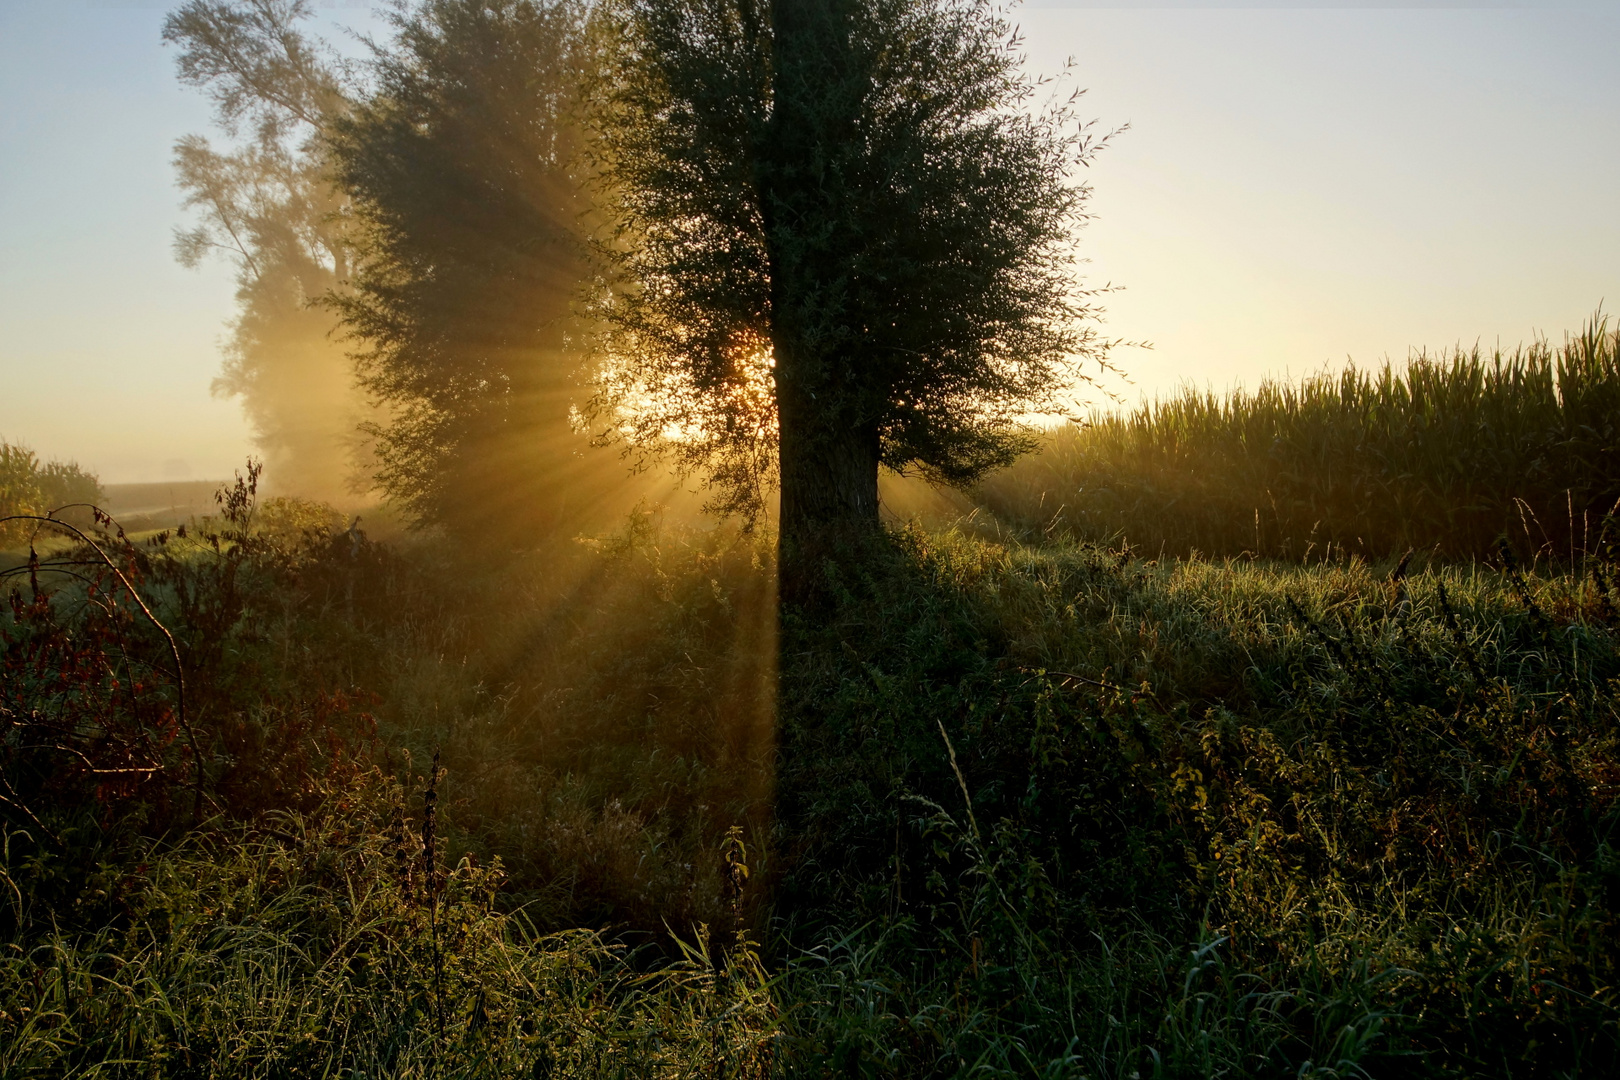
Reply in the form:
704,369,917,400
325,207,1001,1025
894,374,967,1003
0,439,103,548
167,0,1114,562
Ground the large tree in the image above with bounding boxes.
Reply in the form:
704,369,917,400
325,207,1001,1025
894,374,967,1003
587,0,1117,546
327,0,607,543
166,0,368,502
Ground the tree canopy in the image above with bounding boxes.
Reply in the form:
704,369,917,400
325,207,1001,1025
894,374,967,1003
167,0,1117,554
165,0,368,502
587,0,1117,541
327,0,605,542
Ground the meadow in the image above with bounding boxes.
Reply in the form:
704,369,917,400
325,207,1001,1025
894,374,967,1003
3,322,1620,1077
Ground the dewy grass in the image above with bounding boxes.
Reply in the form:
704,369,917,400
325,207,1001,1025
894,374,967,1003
770,525,1620,1076
0,775,777,1079
8,469,1620,1076
976,315,1620,562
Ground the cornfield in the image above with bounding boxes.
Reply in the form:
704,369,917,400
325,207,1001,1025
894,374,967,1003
977,316,1620,562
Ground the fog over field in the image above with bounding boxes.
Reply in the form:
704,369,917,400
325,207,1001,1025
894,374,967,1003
1,1,1616,493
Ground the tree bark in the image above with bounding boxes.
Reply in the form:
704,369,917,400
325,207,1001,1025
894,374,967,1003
765,0,883,561
776,373,880,546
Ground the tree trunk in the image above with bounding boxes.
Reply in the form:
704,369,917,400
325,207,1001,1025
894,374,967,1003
776,373,880,547
765,0,882,564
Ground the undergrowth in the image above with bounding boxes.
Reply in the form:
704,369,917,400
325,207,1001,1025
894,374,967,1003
6,465,1620,1076
771,527,1620,1077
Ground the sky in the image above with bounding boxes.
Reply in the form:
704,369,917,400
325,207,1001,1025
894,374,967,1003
1,1,1616,483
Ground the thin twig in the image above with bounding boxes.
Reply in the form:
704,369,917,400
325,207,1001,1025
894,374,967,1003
0,771,61,850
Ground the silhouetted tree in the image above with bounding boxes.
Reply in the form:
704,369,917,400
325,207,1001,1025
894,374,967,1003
327,0,602,543
587,0,1118,551
166,0,369,502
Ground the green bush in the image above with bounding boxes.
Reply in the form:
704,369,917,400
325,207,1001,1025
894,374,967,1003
0,439,103,548
0,443,45,549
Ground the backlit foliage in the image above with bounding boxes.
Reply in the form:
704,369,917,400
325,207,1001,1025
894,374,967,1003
584,0,1122,519
980,315,1620,562
0,440,102,547
329,0,610,543
166,0,371,501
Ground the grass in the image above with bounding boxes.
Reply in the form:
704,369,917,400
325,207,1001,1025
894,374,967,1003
975,315,1620,562
0,775,777,1078
7,319,1620,1075
769,528,1620,1076
14,513,1615,1076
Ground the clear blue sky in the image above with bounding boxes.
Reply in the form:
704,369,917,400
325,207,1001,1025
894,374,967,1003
2,0,1616,482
